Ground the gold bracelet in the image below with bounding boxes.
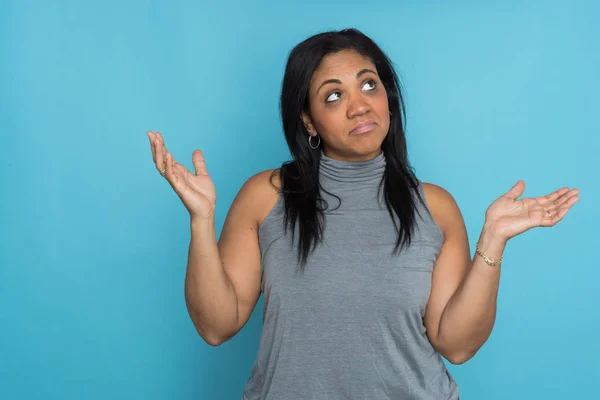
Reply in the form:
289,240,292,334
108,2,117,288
475,243,503,267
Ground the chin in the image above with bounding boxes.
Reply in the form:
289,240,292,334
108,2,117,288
357,135,385,154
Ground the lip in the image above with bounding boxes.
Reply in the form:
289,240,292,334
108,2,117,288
350,120,377,135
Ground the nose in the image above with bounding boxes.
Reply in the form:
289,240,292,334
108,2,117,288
346,92,371,119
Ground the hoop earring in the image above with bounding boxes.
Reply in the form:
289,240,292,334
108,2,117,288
308,134,321,149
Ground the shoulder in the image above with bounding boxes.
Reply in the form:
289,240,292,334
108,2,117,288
241,169,282,204
243,168,281,192
421,182,456,209
235,169,281,227
421,182,465,236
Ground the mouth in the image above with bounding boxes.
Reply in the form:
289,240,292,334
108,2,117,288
350,120,377,135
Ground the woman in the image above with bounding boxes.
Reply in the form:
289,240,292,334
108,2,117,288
147,29,579,399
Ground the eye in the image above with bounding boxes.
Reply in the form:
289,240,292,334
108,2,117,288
362,79,376,91
325,91,341,103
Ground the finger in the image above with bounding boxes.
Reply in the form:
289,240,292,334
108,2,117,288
192,149,208,176
192,150,208,176
541,208,561,227
165,151,175,182
541,187,570,204
546,208,567,225
171,152,189,174
155,138,166,174
175,162,190,177
167,153,190,194
543,195,579,226
540,189,578,217
156,132,168,166
147,131,157,162
176,159,196,179
545,190,577,213
504,180,525,200
555,189,580,207
560,194,580,210
557,197,579,219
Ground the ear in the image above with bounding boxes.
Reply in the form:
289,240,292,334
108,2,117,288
301,111,316,136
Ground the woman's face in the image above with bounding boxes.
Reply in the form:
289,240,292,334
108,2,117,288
302,49,390,162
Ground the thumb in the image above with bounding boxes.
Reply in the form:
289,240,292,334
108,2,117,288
192,150,209,176
504,180,525,200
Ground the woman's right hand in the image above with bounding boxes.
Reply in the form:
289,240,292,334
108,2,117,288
147,131,217,220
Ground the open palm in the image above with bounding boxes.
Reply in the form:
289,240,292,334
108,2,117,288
485,180,580,241
147,131,216,219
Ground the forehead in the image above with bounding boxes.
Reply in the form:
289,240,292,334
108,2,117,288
311,50,377,81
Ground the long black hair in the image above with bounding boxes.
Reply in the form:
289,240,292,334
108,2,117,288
273,28,425,269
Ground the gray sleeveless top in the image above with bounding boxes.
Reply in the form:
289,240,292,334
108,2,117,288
242,151,460,399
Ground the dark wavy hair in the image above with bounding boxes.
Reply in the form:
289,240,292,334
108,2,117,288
273,28,425,270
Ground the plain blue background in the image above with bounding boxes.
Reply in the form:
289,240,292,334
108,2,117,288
1,0,598,399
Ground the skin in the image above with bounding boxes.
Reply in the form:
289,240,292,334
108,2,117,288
301,50,390,162
147,50,581,362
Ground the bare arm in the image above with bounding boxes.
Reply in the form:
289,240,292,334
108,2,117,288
184,216,238,346
147,131,278,346
421,183,474,364
185,170,279,346
422,181,579,364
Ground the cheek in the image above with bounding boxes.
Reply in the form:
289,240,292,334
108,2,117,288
313,108,345,135
374,92,389,112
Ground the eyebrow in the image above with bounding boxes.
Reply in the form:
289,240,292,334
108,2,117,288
315,68,378,95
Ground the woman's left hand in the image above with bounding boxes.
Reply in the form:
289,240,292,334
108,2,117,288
484,180,580,242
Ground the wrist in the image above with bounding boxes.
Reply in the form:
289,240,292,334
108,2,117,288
190,204,216,224
190,214,216,232
477,223,508,262
482,221,508,245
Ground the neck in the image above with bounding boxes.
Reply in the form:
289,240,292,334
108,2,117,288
319,149,386,186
